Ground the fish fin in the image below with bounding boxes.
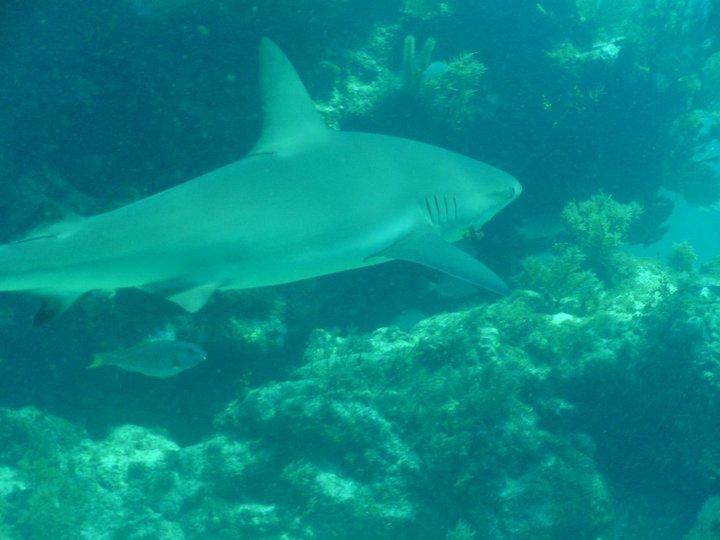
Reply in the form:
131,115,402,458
251,38,329,156
15,203,84,244
88,355,107,369
167,283,219,313
368,229,510,296
33,292,82,326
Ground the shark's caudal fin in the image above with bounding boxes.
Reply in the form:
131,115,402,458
251,38,329,156
369,229,510,296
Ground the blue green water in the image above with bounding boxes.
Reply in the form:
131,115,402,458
0,1,719,538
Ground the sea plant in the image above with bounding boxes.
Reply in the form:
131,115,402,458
668,241,698,273
518,247,604,314
561,193,642,276
424,52,487,129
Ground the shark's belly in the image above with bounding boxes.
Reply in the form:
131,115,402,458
219,221,410,289
220,248,373,289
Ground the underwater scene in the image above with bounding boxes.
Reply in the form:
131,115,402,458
1,0,720,538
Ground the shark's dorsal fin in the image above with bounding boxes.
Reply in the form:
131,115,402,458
368,229,510,296
251,38,329,156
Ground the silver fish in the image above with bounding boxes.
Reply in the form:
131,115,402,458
89,339,207,378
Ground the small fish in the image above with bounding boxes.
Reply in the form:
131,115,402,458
421,61,449,82
89,339,207,378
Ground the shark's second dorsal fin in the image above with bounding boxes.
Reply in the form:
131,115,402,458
33,292,83,326
251,38,329,156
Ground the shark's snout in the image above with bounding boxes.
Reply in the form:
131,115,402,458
489,179,522,205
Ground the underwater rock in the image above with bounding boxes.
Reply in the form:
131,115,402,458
0,412,195,538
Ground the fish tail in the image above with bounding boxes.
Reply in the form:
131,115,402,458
88,355,107,369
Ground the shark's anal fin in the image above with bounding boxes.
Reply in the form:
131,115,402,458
368,229,510,296
33,293,82,326
251,38,329,156
167,283,219,313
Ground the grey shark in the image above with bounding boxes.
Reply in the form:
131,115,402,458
0,38,521,323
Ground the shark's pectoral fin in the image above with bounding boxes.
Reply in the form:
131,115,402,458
167,283,219,313
369,230,510,296
33,292,82,326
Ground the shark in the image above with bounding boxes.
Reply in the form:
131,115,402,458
0,38,521,324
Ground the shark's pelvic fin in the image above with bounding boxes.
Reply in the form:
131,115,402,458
167,283,219,313
251,38,329,156
369,229,510,296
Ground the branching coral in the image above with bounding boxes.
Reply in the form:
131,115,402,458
401,35,437,92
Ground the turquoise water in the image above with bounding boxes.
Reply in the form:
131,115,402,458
0,1,719,538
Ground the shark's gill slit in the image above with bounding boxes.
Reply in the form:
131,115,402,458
443,195,449,223
453,196,458,222
424,197,434,223
433,195,441,224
